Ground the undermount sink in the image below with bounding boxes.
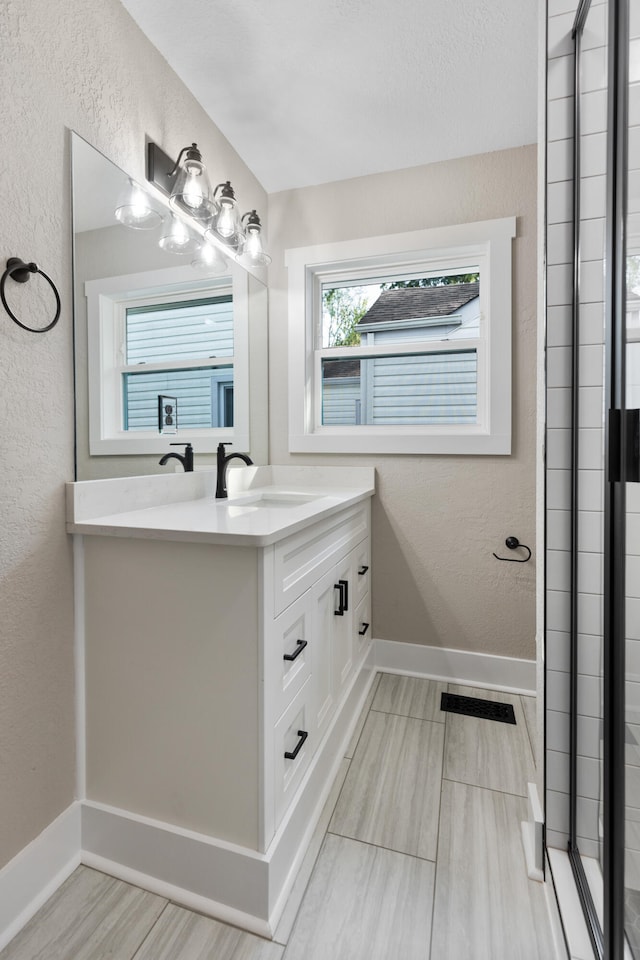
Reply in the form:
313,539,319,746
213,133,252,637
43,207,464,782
223,491,321,513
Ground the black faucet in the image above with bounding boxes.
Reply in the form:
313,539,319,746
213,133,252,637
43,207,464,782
159,442,194,472
216,442,253,498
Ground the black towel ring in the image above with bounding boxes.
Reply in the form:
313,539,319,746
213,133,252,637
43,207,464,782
493,536,532,563
0,257,61,333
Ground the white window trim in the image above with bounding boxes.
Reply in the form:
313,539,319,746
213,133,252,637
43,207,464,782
285,217,516,455
85,263,250,455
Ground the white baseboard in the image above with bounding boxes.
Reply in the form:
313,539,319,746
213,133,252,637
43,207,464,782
0,803,81,952
374,638,536,695
80,801,271,932
81,847,271,938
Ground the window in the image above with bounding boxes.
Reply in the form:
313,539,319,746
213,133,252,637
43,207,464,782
86,265,249,455
286,218,515,454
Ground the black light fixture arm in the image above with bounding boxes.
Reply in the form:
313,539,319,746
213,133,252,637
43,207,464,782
168,143,202,177
147,141,203,197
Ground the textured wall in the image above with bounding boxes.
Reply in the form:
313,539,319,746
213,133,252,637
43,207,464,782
0,0,266,870
268,146,538,660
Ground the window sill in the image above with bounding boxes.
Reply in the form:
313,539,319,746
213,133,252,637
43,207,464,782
288,430,511,455
90,429,249,457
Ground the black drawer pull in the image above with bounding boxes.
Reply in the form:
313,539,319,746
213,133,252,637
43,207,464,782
358,622,370,636
339,578,349,612
283,639,307,662
284,729,308,760
334,579,350,615
334,582,345,616
358,565,369,575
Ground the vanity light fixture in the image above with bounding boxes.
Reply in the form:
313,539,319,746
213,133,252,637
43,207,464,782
170,144,215,221
237,210,272,266
206,181,243,248
145,140,270,267
115,179,163,230
147,142,214,222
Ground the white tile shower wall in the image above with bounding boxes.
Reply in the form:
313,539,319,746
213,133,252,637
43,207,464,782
545,0,608,855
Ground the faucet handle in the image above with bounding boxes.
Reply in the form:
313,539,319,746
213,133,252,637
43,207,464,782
170,442,192,448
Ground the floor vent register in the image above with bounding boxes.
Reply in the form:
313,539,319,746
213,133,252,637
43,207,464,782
440,692,516,725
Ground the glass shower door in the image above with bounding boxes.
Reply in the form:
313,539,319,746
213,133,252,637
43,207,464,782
625,9,640,951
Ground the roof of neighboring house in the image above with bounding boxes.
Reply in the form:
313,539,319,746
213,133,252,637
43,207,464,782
357,282,479,325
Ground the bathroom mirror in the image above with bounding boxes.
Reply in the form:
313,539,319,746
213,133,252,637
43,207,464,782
71,132,268,480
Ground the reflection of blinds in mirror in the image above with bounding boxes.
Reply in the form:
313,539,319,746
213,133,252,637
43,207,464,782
126,296,233,364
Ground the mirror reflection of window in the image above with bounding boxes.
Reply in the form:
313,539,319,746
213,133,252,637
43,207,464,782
123,294,234,430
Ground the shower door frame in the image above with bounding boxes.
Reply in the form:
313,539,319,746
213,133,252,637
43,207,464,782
568,0,628,957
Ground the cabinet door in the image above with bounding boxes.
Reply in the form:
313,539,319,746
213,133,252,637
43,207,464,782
266,589,312,727
352,538,371,609
353,593,371,666
273,678,313,826
332,551,354,696
310,566,341,739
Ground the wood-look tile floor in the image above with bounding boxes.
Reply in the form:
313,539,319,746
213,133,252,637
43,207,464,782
1,675,556,960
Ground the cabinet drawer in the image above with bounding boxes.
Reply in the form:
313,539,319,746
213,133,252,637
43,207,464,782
273,502,369,615
266,589,313,724
352,538,370,608
273,678,313,826
354,593,372,665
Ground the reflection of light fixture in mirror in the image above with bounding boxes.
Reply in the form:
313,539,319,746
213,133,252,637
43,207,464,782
206,182,242,247
114,179,163,229
158,215,201,255
237,210,272,267
191,242,229,275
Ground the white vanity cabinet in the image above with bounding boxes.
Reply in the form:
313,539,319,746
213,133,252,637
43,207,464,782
261,500,371,840
82,496,372,858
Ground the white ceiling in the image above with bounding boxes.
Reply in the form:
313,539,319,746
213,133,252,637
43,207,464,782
120,0,539,194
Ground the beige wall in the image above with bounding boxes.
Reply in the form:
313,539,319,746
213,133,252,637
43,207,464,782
267,145,538,660
0,0,266,870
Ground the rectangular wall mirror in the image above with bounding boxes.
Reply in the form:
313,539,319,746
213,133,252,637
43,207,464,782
71,132,268,480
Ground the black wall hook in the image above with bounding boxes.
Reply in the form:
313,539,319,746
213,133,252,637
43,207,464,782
493,536,532,563
1,257,61,333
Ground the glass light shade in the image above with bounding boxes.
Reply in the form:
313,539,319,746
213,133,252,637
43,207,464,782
169,151,215,222
206,181,242,247
191,242,229,275
237,210,271,267
237,210,271,266
115,179,163,229
158,215,202,255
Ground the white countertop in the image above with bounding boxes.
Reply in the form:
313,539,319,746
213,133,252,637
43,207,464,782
66,466,375,547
